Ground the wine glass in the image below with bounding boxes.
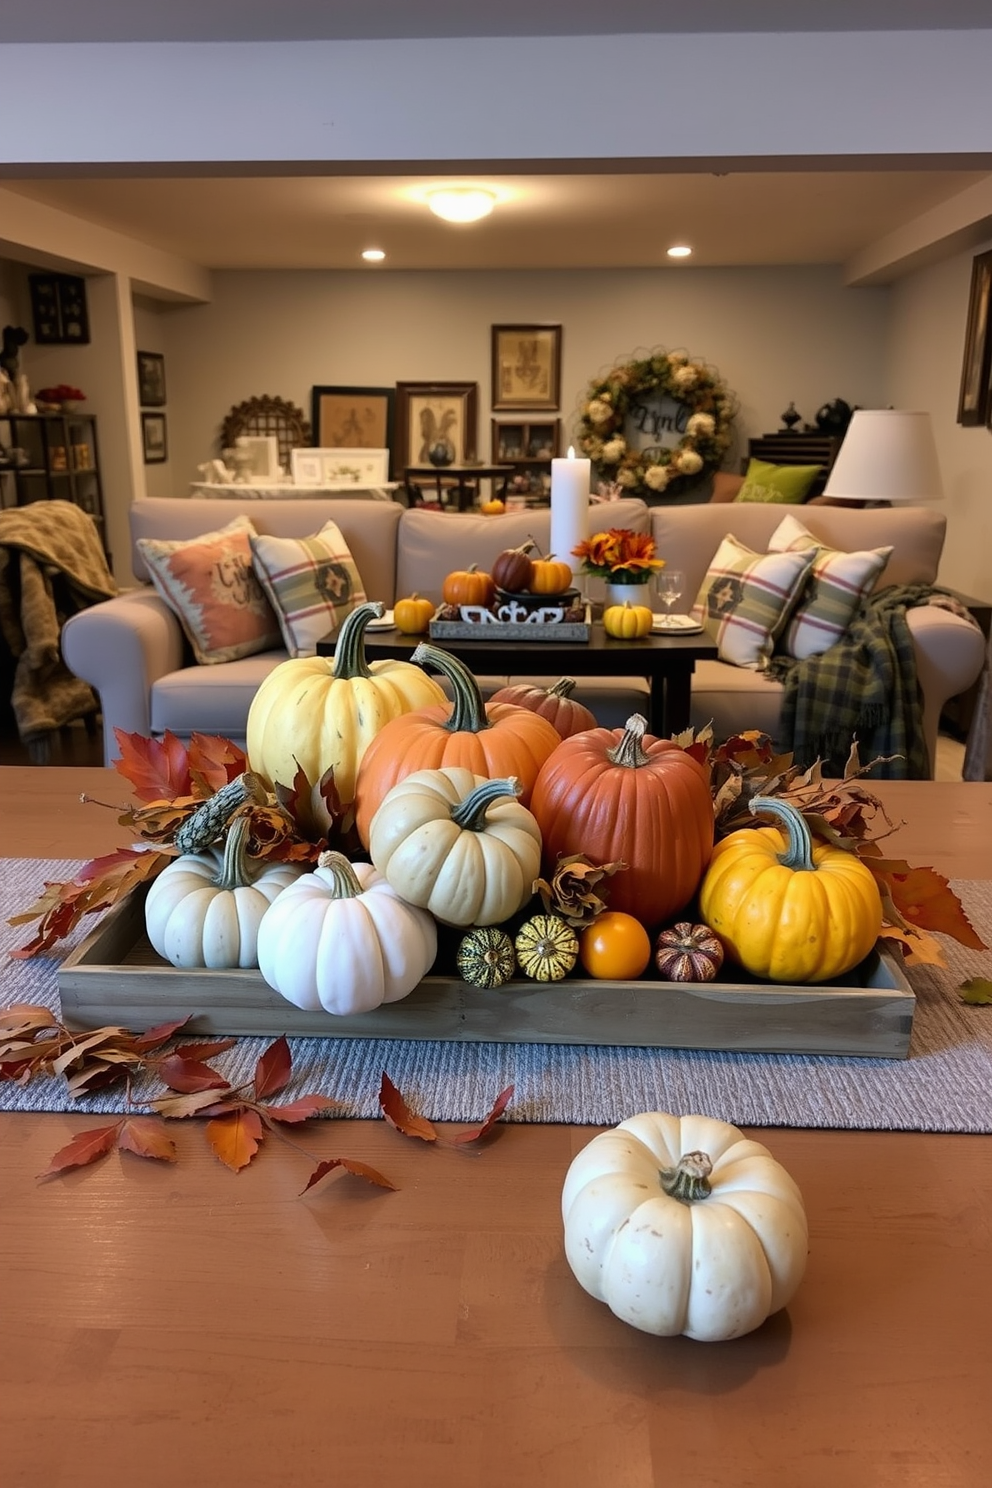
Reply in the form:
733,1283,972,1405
655,569,685,626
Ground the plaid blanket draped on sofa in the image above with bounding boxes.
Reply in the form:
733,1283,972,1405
766,584,957,779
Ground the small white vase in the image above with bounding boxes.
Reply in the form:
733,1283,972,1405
605,582,652,609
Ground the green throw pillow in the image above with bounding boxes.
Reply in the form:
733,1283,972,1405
735,458,822,504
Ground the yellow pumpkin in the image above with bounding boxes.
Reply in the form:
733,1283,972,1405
394,593,435,634
529,555,574,595
603,601,653,639
698,795,883,983
246,601,445,807
480,499,505,515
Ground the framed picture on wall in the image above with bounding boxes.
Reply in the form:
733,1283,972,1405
491,324,562,411
310,385,395,470
395,381,479,469
957,249,992,426
137,350,167,407
28,272,91,345
141,412,168,464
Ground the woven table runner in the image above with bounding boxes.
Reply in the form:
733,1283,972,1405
2,859,991,1131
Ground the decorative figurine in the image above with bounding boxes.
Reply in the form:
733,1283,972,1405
780,401,802,430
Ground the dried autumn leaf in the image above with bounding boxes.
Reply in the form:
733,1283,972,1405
156,1054,232,1094
379,1072,438,1143
113,728,193,803
116,1117,178,1163
130,1016,195,1052
186,732,248,797
10,848,173,958
959,977,992,1005
865,857,987,951
167,1036,237,1063
0,1004,57,1035
879,926,948,968
253,1035,292,1101
38,1122,119,1178
301,1157,398,1195
148,1087,236,1119
263,1095,341,1124
451,1085,515,1145
534,855,627,928
206,1107,264,1170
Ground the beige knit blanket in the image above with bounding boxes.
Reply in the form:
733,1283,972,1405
0,501,117,745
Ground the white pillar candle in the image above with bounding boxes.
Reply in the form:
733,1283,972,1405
550,447,591,585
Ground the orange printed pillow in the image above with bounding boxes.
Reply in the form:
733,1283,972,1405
137,515,281,664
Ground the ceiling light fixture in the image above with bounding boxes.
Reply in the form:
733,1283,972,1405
361,248,386,262
426,188,497,224
667,245,692,259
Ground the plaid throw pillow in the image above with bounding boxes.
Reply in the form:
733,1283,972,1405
250,520,367,656
137,515,281,665
691,534,816,670
767,513,893,660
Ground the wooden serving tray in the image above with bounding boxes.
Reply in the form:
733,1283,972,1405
57,890,916,1059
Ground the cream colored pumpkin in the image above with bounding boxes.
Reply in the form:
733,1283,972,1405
368,766,542,927
255,851,437,1015
144,818,303,969
246,600,445,806
561,1111,808,1342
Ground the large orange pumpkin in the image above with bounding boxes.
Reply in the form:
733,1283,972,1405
354,643,561,847
529,713,714,927
488,677,598,740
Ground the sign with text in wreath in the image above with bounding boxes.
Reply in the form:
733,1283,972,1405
577,350,737,498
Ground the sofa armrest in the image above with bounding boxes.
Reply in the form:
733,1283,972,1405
907,605,986,775
62,588,186,765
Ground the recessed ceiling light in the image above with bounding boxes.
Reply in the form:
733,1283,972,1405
426,188,496,224
362,248,386,262
667,245,692,259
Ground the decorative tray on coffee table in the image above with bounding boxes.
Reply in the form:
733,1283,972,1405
428,587,590,642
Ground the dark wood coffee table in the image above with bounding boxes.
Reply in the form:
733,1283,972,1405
317,621,718,738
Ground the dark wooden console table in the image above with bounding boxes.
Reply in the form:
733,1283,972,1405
318,622,718,738
404,462,515,511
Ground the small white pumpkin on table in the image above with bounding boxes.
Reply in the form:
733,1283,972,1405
562,1111,808,1341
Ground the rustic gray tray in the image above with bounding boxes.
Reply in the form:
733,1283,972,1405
57,889,916,1059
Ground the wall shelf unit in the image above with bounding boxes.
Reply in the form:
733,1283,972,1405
0,412,106,549
491,417,561,499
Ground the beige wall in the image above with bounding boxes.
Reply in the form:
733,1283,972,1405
888,240,992,598
157,263,890,495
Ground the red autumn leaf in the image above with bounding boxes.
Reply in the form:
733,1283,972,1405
130,1015,194,1052
253,1035,292,1101
113,728,192,803
170,1036,237,1063
206,1107,264,1171
379,1072,438,1143
11,848,173,958
866,856,987,950
186,732,248,797
301,1156,398,1195
156,1054,231,1094
116,1117,177,1163
451,1084,515,1145
38,1122,119,1178
263,1094,341,1124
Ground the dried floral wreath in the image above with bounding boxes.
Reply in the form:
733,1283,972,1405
576,348,738,499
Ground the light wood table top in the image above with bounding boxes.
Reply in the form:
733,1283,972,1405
3,768,992,1488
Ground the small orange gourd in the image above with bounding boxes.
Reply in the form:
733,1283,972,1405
529,553,574,595
394,593,435,634
441,564,496,608
488,677,597,740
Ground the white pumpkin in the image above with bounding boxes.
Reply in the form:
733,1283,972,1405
368,767,542,927
561,1111,808,1342
145,817,303,969
255,850,437,1015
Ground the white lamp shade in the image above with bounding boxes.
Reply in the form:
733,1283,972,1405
822,410,944,502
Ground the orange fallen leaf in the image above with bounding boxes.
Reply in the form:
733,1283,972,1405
38,1122,120,1178
866,856,987,951
115,1117,178,1163
253,1035,292,1101
113,728,193,802
263,1095,341,1124
379,1072,438,1143
301,1157,398,1195
451,1085,515,1145
156,1054,231,1094
206,1107,264,1171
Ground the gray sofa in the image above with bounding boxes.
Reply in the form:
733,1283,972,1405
62,495,985,777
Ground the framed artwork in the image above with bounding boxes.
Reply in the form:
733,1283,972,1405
137,350,167,407
491,324,562,411
310,385,395,469
395,381,479,469
291,446,390,486
141,412,168,464
28,272,90,345
958,249,992,426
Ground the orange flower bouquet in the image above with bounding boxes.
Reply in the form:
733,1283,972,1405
572,528,665,586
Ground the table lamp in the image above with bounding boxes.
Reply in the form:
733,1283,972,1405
821,409,944,505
